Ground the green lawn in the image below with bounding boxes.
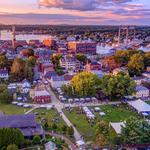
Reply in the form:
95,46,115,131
64,108,96,141
63,104,140,142
0,104,30,115
31,108,66,129
95,104,140,122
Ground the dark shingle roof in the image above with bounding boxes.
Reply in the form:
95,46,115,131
21,123,44,137
0,69,8,74
0,114,36,128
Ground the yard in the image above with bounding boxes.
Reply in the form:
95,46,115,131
95,104,140,122
63,104,140,142
64,108,95,141
0,104,30,115
31,108,66,130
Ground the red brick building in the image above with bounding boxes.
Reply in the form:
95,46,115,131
33,90,51,103
68,41,96,54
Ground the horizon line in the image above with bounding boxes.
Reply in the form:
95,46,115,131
0,24,150,27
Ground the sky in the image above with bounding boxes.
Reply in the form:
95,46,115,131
0,0,150,25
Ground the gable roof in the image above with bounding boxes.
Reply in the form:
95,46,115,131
128,99,150,113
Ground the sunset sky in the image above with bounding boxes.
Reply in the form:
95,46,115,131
0,0,150,25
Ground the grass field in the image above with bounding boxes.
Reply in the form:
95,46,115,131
64,108,95,141
31,108,66,129
95,104,140,122
63,104,140,141
0,104,30,115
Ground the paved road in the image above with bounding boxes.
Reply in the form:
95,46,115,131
24,106,38,114
62,101,121,108
45,84,83,143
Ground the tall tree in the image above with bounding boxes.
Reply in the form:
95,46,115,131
0,55,8,69
95,134,107,148
102,56,120,71
76,54,87,64
24,57,36,82
0,128,24,148
114,50,130,66
0,89,13,104
121,117,150,145
100,73,136,100
95,121,110,147
96,121,109,137
144,52,150,67
26,49,34,57
32,135,41,144
127,53,144,76
28,56,37,67
71,71,100,97
51,54,62,67
11,58,25,80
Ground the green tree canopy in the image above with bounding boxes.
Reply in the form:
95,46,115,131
76,54,87,64
51,54,62,67
71,71,100,97
0,128,24,148
95,121,109,136
0,89,13,104
32,135,41,144
95,121,111,147
11,58,25,80
114,50,130,65
27,56,37,67
144,52,150,67
121,116,150,145
100,72,136,100
0,54,8,69
127,53,144,76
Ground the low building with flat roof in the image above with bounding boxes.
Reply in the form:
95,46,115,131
68,41,96,54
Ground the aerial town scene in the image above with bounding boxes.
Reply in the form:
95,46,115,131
0,0,150,150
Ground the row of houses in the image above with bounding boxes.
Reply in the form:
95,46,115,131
132,68,150,98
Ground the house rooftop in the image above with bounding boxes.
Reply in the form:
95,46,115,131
143,71,150,75
132,76,145,80
136,85,149,91
51,75,64,81
0,114,36,128
0,69,8,74
34,90,50,96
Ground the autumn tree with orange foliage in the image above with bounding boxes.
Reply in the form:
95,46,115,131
102,56,120,71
